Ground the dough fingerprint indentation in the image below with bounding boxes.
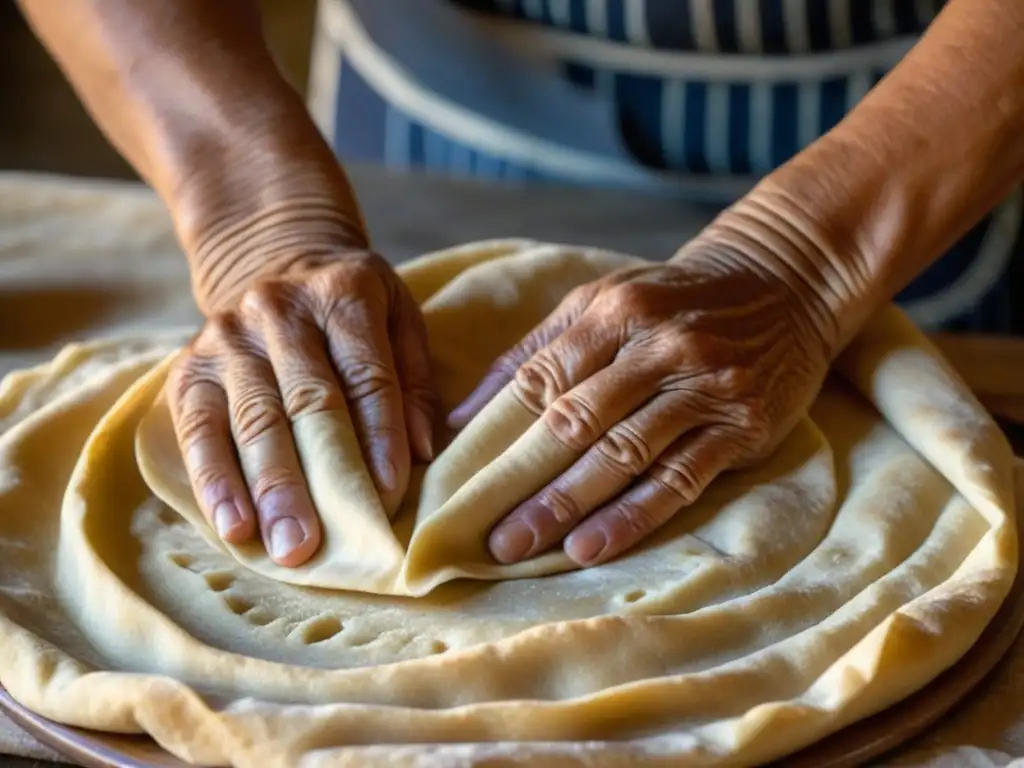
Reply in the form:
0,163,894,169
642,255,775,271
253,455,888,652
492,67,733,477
223,594,253,615
245,610,274,627
156,507,181,526
167,553,196,570
298,616,344,645
202,571,236,592
345,634,377,648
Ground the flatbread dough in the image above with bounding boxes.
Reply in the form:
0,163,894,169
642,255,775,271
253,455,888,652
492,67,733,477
0,239,1017,767
136,241,637,595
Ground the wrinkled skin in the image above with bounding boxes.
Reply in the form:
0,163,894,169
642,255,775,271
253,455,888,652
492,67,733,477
166,245,832,570
19,0,1024,572
449,253,833,566
166,252,436,567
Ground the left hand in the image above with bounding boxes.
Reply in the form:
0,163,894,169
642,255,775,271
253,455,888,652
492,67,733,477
448,242,837,567
167,249,436,568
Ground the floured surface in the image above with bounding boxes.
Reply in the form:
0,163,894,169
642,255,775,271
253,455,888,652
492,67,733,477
0,714,66,764
0,172,1022,768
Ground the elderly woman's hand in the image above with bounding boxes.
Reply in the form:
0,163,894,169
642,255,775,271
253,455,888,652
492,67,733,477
167,250,436,567
450,216,845,567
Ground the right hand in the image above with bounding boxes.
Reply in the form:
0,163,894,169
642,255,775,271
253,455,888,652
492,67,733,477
166,250,436,567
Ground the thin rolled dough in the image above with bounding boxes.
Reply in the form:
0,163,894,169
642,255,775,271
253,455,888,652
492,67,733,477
0,240,1016,767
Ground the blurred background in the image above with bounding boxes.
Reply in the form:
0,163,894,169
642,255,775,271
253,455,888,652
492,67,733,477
0,0,318,179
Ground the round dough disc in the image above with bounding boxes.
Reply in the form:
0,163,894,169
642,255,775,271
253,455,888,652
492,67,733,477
0,240,1015,767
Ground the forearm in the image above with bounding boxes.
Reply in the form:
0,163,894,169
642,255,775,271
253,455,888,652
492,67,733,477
18,0,368,311
697,0,1024,350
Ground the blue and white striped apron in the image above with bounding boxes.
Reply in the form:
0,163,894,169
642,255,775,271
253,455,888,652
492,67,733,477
307,0,1024,334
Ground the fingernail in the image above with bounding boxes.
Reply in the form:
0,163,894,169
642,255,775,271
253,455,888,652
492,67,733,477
490,521,536,564
566,529,607,564
269,517,306,560
214,502,243,539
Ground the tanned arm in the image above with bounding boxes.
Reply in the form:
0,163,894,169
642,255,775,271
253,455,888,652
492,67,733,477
16,0,369,313
689,0,1024,349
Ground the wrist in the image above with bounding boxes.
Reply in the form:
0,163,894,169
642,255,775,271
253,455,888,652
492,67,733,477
720,0,1024,346
675,169,882,357
163,104,370,314
187,201,372,315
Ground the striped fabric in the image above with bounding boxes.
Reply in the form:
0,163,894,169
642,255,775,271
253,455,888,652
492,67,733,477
449,0,943,51
566,69,886,176
308,0,1023,333
329,56,556,183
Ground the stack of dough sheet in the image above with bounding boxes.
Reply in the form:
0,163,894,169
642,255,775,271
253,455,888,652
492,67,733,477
0,171,1022,767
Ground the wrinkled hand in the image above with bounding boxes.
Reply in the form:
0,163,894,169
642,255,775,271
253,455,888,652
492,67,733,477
450,247,836,568
167,252,435,567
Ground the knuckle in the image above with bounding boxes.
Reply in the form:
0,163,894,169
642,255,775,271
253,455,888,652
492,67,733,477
283,379,344,420
361,422,407,445
544,393,603,452
202,312,245,349
651,457,703,505
174,403,221,450
709,426,757,464
595,424,652,477
190,463,234,499
561,282,590,304
323,254,388,297
322,296,365,337
534,485,583,526
239,281,289,320
568,280,599,303
248,468,306,509
167,355,200,404
522,313,573,353
167,363,221,429
231,389,286,447
343,250,387,272
341,360,398,402
513,356,567,411
613,498,661,537
604,282,650,316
